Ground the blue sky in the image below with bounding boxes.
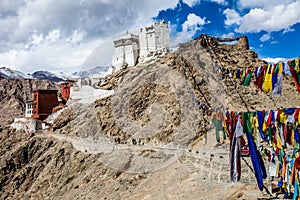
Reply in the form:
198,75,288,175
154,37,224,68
0,0,299,73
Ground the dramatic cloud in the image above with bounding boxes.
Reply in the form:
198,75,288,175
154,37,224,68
175,13,208,44
182,13,206,32
6,0,176,43
0,0,25,17
232,1,300,33
1,0,299,73
223,9,241,26
237,0,294,9
0,38,95,74
0,0,178,73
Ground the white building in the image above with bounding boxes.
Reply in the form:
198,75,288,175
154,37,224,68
112,31,139,72
69,77,114,104
10,118,39,133
112,21,171,73
139,21,171,59
25,100,34,118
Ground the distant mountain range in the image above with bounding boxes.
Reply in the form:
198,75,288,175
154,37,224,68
72,66,111,77
0,67,33,79
31,71,73,82
0,66,111,82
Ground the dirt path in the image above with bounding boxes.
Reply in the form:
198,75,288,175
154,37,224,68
36,129,221,158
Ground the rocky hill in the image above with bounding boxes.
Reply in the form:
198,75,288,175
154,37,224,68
0,128,263,200
1,35,299,199
179,34,300,111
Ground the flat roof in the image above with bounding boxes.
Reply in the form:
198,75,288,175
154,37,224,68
33,89,58,93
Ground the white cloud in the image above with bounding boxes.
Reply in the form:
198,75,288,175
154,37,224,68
235,8,269,33
283,27,295,34
259,33,271,42
237,0,293,9
223,9,241,26
184,0,198,7
69,30,85,45
0,38,96,74
182,13,206,32
221,32,235,38
235,1,300,33
0,0,25,16
31,33,44,46
262,57,291,64
45,29,61,44
271,40,278,44
0,0,178,73
211,0,227,5
175,13,207,44
184,0,227,6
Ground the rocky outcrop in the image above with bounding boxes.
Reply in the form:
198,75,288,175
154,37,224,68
197,34,267,68
53,97,128,140
97,67,130,90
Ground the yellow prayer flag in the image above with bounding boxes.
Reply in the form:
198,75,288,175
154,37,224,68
279,62,283,74
277,132,283,150
263,64,273,93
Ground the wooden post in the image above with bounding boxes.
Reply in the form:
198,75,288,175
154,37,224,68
267,159,272,196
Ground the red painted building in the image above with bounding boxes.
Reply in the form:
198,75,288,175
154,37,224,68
25,82,72,121
61,82,70,101
31,90,58,120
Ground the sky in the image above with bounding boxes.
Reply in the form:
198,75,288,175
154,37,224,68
0,0,299,74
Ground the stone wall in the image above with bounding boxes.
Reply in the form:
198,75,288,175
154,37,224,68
237,36,249,50
155,21,171,50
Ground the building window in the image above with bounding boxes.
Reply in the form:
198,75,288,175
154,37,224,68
25,102,34,117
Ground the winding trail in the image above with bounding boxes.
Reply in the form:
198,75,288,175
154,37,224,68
35,130,218,157
34,129,250,184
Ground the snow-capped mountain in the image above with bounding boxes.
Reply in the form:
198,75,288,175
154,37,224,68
0,66,111,82
31,71,76,82
72,66,111,77
54,71,79,80
0,67,33,79
0,67,76,82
